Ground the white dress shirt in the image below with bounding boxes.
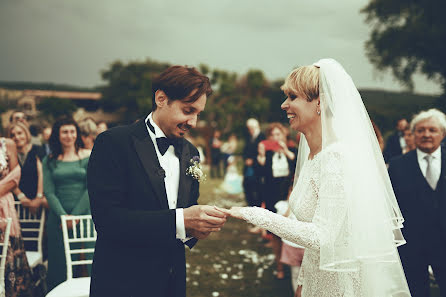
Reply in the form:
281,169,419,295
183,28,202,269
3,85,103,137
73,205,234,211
399,134,407,150
145,113,187,239
272,152,290,178
416,146,442,185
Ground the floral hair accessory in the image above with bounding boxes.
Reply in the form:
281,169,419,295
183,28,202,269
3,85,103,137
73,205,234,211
186,156,206,182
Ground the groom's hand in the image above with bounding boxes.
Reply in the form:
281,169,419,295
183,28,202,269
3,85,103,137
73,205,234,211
184,205,227,237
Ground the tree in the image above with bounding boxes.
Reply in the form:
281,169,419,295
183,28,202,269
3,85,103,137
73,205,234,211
100,59,170,122
203,68,273,135
361,0,446,110
99,59,282,133
37,97,77,120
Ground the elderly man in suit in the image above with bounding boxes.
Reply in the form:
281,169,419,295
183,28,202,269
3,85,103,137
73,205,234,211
87,66,227,297
388,108,446,297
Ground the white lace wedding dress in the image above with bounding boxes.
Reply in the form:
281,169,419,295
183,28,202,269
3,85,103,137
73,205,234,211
240,145,363,297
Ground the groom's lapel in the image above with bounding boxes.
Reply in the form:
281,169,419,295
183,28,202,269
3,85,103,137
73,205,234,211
177,140,193,208
131,120,169,209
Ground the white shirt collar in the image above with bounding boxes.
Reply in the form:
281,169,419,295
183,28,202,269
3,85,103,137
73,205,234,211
416,146,442,161
146,113,166,138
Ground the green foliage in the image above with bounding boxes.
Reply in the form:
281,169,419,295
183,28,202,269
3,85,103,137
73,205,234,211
100,60,278,133
100,59,170,122
435,96,446,113
360,89,438,133
265,80,288,123
98,57,441,136
204,68,273,135
361,0,446,95
37,97,77,120
0,81,97,92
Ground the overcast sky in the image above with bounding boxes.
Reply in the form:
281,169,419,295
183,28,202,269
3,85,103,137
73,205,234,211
0,0,441,94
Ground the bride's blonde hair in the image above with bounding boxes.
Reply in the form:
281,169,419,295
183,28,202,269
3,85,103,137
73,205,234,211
281,65,319,102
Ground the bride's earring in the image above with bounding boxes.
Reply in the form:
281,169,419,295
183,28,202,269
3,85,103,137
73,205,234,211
316,107,321,115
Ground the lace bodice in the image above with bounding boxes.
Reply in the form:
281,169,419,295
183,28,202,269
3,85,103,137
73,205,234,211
240,146,363,297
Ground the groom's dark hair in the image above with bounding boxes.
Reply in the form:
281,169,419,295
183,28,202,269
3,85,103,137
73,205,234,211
151,66,212,111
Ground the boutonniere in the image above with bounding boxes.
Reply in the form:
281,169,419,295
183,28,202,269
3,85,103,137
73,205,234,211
186,156,206,182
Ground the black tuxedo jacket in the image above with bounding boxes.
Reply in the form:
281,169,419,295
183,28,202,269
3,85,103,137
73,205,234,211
87,119,200,297
242,132,265,177
383,131,403,163
388,147,446,257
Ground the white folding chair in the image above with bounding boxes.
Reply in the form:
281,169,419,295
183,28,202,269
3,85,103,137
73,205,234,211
14,201,46,268
0,218,12,297
46,215,96,297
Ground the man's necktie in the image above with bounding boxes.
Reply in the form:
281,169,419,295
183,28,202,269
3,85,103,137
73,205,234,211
146,120,181,156
425,155,438,190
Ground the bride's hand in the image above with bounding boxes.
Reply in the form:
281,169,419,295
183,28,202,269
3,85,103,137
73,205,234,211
295,285,302,297
214,206,245,220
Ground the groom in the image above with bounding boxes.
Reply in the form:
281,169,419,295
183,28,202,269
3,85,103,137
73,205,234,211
87,66,227,297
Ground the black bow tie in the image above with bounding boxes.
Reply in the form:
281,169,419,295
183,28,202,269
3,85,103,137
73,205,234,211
147,120,182,156
156,137,181,155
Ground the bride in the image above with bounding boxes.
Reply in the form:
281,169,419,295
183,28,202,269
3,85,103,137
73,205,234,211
220,59,411,297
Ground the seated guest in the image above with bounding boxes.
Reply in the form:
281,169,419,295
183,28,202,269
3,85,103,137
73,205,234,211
8,122,48,215
43,117,92,291
96,121,108,135
78,118,98,150
0,135,34,296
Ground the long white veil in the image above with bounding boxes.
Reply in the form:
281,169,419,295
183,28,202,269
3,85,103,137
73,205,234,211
294,59,411,296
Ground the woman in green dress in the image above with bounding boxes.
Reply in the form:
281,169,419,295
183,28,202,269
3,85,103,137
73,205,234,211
42,117,92,291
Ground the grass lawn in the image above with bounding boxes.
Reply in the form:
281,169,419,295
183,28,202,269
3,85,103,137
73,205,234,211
186,177,293,297
186,175,441,297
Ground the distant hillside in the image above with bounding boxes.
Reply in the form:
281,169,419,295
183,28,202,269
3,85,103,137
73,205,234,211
360,89,438,109
0,81,99,92
0,81,442,135
359,89,440,135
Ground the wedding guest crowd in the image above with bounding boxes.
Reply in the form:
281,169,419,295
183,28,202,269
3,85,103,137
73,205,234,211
210,130,224,178
257,122,296,279
0,104,445,296
43,116,93,291
383,117,409,163
0,112,109,296
389,109,446,297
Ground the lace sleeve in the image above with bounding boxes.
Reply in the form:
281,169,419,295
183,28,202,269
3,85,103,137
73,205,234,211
240,207,320,250
296,264,304,286
239,149,347,252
